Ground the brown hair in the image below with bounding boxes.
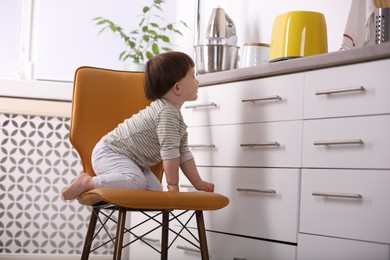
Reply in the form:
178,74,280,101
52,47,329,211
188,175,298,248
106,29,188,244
144,52,195,101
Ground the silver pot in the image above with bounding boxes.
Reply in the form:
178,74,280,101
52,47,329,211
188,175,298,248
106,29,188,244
194,44,239,74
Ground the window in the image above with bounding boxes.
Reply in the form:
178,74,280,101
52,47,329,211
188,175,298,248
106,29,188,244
0,0,22,77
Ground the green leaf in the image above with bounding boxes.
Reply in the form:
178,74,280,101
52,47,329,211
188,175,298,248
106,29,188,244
179,20,189,28
119,51,126,60
97,27,107,35
143,35,150,42
154,5,163,12
160,35,170,42
143,6,150,13
146,51,154,60
162,47,172,52
147,29,157,36
96,20,107,26
123,54,131,62
152,43,159,54
93,0,188,65
109,24,118,32
173,29,183,36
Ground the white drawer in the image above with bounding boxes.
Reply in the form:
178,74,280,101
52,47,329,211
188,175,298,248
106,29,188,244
198,167,300,243
302,115,390,169
129,210,199,259
188,120,303,167
129,211,162,259
297,233,390,260
300,169,390,243
182,73,304,126
168,231,297,260
207,231,297,260
304,59,390,119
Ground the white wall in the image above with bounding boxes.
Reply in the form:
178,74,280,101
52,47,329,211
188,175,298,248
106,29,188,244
197,0,352,52
0,0,353,83
0,0,21,77
31,0,179,81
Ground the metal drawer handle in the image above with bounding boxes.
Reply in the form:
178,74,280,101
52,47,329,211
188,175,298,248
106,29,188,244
184,102,217,109
141,237,160,244
188,144,215,148
240,142,280,147
312,191,362,199
242,95,281,102
315,86,365,95
237,188,276,195
233,258,247,260
313,139,363,146
176,245,201,253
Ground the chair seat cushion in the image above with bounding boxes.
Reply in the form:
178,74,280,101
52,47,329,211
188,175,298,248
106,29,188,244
77,188,229,210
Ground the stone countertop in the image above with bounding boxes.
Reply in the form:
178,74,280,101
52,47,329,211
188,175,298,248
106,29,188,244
197,42,390,87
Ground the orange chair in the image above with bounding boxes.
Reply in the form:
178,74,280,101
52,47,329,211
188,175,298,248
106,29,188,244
69,66,229,260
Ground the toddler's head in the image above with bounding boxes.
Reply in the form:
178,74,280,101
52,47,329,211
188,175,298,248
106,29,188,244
144,52,195,101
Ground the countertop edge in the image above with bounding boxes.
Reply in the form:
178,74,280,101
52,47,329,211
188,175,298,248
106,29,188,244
0,78,73,101
197,42,390,86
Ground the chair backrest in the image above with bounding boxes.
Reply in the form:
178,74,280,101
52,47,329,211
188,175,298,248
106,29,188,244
70,66,163,181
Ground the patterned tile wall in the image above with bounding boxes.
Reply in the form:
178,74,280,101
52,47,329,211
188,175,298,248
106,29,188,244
0,113,114,254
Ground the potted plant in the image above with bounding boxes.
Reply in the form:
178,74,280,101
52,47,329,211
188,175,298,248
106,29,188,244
93,0,188,70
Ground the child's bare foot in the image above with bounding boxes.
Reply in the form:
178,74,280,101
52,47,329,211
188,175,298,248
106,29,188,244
61,172,94,200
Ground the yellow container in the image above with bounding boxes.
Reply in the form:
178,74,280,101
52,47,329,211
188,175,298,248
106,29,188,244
269,11,328,62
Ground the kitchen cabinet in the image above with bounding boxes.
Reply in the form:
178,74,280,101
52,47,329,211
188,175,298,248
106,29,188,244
302,115,390,169
197,167,300,243
182,73,303,259
128,57,390,259
300,169,390,243
181,73,304,127
186,59,390,259
187,121,303,168
298,59,390,259
206,231,297,260
303,59,390,119
297,233,390,260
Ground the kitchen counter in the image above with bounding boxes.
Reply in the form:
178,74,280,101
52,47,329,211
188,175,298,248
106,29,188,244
197,42,390,87
0,78,72,117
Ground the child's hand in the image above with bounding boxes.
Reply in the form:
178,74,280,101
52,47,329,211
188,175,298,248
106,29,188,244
194,180,214,192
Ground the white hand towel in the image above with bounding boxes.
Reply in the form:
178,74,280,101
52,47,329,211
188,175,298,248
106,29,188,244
341,0,376,50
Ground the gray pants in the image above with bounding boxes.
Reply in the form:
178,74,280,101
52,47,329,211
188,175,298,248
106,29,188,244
91,139,163,191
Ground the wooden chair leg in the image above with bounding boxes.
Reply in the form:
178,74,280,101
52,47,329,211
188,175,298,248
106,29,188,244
161,210,170,260
113,207,127,260
196,210,209,260
81,207,100,260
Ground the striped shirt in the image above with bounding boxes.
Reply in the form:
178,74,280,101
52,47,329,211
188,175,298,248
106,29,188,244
102,98,194,168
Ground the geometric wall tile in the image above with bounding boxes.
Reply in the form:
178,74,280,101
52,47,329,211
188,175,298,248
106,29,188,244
0,113,115,254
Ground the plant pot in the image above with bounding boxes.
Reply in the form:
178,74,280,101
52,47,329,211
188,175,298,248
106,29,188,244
124,62,145,72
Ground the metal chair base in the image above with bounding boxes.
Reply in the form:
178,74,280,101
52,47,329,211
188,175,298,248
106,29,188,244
80,204,209,260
